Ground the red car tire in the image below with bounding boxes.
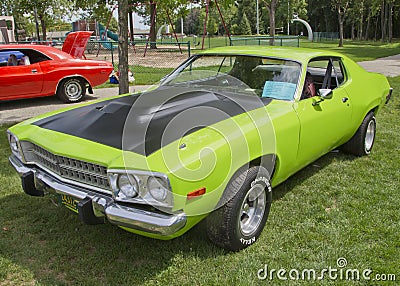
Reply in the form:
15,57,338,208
57,78,86,103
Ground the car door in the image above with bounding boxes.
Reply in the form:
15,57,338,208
0,50,44,99
294,57,353,166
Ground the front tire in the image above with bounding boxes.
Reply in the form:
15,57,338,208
57,78,86,103
341,112,376,156
206,166,272,251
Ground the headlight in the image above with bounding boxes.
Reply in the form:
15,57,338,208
7,131,22,159
117,174,139,199
108,170,173,208
147,176,168,201
10,135,19,153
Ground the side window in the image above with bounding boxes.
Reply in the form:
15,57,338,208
0,50,26,67
302,57,346,100
22,49,50,64
0,49,50,66
332,59,345,86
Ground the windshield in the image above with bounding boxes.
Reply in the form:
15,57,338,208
161,55,301,100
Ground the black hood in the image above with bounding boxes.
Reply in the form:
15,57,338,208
34,86,271,156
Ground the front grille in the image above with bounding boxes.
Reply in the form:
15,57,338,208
21,142,110,191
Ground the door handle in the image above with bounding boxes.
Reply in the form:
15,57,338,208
31,69,37,73
342,97,348,103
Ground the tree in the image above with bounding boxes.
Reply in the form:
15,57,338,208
265,0,278,45
74,0,117,29
238,12,252,35
17,0,73,40
118,0,129,94
133,0,189,47
387,0,393,42
379,0,396,43
234,0,257,34
183,7,202,35
332,0,351,47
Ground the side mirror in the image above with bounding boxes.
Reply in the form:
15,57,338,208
312,89,333,106
319,89,332,99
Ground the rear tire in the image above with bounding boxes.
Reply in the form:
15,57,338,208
206,166,272,251
341,112,376,156
57,78,86,103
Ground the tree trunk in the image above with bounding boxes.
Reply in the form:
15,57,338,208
351,22,355,40
267,0,277,46
33,8,41,41
364,8,371,40
129,10,134,42
39,15,46,41
325,12,329,32
338,10,344,47
358,1,364,40
118,0,129,95
381,0,386,42
149,0,157,49
388,2,393,43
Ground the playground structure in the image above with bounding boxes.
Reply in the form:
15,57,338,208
72,20,120,50
292,14,313,41
157,24,171,39
0,16,15,44
96,1,231,53
96,3,185,57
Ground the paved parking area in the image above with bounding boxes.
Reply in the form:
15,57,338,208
0,86,150,124
358,54,400,77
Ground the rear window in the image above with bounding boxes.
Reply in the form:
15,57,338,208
0,48,51,66
0,50,24,66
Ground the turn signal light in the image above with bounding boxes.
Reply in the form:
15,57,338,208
187,187,206,200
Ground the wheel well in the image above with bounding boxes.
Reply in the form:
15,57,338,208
56,76,89,94
215,154,276,209
249,154,276,178
370,106,379,116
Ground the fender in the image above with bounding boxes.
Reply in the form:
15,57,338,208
215,155,275,210
55,74,91,94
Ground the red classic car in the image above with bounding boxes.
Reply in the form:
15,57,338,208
0,31,113,103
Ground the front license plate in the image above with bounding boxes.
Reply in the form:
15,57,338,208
60,194,79,213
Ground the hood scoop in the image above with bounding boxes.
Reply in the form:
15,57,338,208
96,101,131,114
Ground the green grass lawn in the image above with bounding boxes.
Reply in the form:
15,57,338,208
1,44,399,285
300,39,400,62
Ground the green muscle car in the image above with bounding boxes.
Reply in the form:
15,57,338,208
8,46,392,251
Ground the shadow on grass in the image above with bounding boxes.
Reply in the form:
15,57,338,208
272,150,354,201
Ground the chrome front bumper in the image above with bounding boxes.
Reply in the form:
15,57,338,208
9,154,187,236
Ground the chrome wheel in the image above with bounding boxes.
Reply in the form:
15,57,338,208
238,183,266,237
206,166,272,251
64,79,83,101
365,119,376,152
